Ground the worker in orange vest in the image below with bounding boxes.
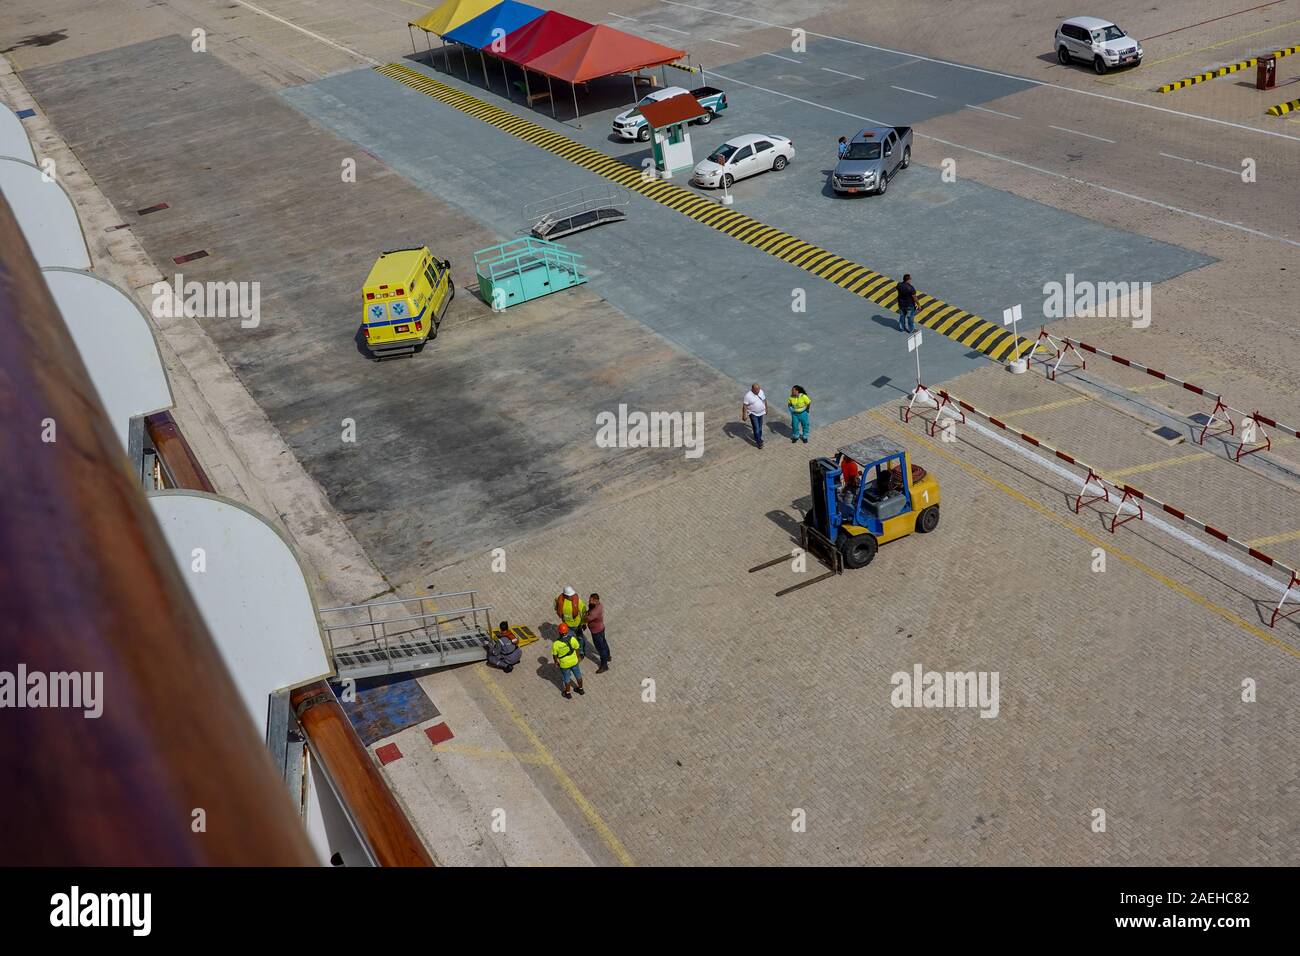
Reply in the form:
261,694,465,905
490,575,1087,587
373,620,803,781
555,586,588,658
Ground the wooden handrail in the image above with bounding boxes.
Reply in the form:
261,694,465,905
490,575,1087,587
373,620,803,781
292,684,434,867
0,194,318,864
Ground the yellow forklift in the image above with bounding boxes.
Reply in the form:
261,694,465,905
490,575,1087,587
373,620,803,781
752,436,940,595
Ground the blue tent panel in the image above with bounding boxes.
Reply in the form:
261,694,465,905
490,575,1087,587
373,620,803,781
444,1,544,50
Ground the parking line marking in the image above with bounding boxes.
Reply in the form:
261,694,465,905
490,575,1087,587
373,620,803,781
1248,528,1300,547
1049,125,1116,143
376,63,1026,360
645,22,690,35
657,0,1300,143
823,67,865,80
760,51,802,63
475,667,636,865
965,104,1021,119
708,38,740,47
230,0,377,65
1108,450,1214,478
891,85,937,98
608,11,637,20
867,410,1300,660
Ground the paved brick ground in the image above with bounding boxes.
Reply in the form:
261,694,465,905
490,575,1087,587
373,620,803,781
411,364,1300,866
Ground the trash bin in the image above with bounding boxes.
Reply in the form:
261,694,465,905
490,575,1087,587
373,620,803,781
1257,54,1277,91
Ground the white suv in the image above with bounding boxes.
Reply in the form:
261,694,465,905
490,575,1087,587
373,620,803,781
1055,16,1142,74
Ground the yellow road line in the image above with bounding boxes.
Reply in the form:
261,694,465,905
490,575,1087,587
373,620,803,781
1145,17,1300,68
1157,36,1300,92
1248,528,1300,547
1108,450,1214,477
994,382,1169,420
474,667,636,866
375,62,1028,361
866,409,1300,659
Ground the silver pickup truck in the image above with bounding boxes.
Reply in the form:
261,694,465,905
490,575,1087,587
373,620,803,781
831,125,912,195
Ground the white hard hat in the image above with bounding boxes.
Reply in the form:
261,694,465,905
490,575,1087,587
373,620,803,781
563,586,576,596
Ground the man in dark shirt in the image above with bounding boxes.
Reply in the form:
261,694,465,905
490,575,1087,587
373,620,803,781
896,273,917,333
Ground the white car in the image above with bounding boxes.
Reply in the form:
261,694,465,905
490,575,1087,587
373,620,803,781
692,134,795,189
1055,16,1142,74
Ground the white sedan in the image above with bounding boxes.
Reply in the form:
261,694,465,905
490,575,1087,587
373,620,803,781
692,134,795,189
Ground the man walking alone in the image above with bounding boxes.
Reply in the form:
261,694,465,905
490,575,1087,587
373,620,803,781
896,273,918,333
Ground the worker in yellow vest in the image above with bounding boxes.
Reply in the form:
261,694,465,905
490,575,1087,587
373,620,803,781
787,385,811,443
551,623,585,699
554,586,588,658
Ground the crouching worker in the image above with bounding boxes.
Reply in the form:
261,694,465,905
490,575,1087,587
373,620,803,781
488,621,522,673
551,623,585,699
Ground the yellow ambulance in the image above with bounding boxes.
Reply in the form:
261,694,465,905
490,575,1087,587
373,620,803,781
360,247,453,358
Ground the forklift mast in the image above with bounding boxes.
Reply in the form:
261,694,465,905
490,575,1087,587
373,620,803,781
808,457,841,537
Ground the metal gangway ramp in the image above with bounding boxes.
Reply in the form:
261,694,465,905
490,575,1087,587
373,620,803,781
525,184,629,240
319,591,495,680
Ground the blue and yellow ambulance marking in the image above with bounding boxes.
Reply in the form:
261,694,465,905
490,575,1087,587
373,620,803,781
376,63,1031,361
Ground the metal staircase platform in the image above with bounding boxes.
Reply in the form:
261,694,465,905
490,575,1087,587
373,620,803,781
319,591,495,680
524,184,629,240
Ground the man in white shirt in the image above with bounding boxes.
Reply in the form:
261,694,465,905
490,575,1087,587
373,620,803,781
741,383,769,449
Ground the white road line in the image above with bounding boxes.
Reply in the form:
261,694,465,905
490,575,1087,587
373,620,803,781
708,38,741,47
608,11,638,20
656,0,1300,143
1159,152,1240,176
704,66,1300,248
965,104,1021,120
892,85,937,99
231,0,378,64
1049,125,1116,144
761,51,802,64
644,23,691,35
822,67,865,80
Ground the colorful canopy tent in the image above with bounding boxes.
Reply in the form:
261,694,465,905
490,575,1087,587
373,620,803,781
496,10,594,107
409,0,499,36
521,24,685,122
496,10,592,66
445,1,544,86
524,25,684,84
407,0,502,68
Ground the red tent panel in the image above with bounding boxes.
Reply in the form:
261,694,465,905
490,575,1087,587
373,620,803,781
498,11,592,66
522,24,685,83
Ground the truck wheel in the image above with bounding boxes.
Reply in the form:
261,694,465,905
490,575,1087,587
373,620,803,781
1057,46,1071,65
877,171,888,195
637,126,651,142
916,505,940,534
698,109,713,124
840,532,878,569
900,146,911,169
1093,56,1107,75
772,155,788,171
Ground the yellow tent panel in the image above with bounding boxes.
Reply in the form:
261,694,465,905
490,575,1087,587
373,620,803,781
409,0,501,37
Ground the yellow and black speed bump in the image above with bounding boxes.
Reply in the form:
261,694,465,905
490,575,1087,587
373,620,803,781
376,63,1035,362
1267,97,1300,116
1158,43,1299,93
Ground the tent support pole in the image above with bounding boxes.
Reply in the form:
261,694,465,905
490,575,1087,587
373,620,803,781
480,49,489,87
501,58,510,100
548,76,556,118
408,25,416,57
524,69,533,107
660,65,666,87
630,73,637,106
572,81,580,126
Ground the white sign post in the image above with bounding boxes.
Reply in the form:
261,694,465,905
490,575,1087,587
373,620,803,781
1004,303,1028,373
904,330,938,419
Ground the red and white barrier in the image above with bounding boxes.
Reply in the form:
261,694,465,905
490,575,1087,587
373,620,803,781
908,386,1300,628
1029,328,1295,462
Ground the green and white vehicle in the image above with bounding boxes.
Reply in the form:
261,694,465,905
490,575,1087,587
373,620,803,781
612,85,728,141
